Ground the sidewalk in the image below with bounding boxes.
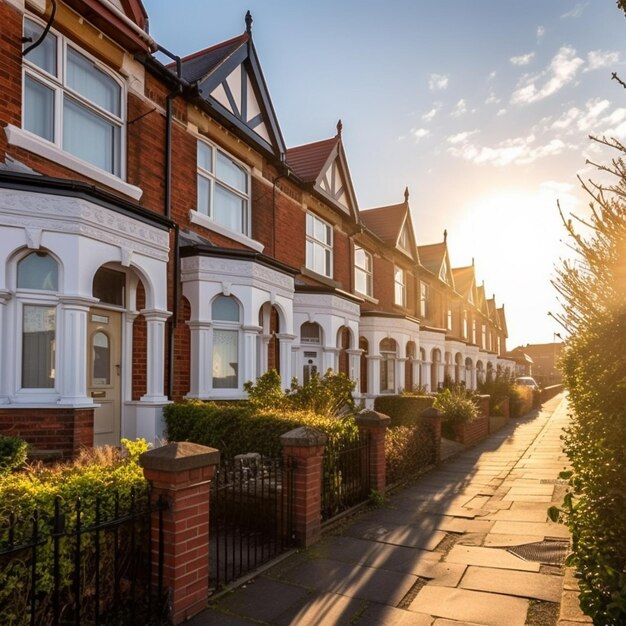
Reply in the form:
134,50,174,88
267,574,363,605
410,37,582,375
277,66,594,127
190,395,587,626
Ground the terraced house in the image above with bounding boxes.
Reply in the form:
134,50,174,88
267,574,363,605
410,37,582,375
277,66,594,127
0,0,513,456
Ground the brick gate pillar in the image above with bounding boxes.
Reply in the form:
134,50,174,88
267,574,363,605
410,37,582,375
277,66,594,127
140,442,220,625
356,409,390,492
280,427,326,548
421,406,443,464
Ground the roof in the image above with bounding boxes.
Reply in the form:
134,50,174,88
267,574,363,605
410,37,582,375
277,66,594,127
417,242,446,275
360,202,407,244
172,34,249,84
286,137,337,183
451,265,474,295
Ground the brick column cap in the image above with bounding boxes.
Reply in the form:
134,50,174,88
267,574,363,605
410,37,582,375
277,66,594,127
280,426,327,447
477,394,490,400
421,406,443,419
355,409,390,426
140,441,220,472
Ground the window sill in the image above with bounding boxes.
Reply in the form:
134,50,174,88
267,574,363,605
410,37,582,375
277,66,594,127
5,125,143,201
189,210,264,253
355,291,379,304
299,266,341,289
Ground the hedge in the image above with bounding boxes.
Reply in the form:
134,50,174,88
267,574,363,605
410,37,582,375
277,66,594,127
385,421,436,485
373,395,434,427
163,400,358,458
0,436,28,476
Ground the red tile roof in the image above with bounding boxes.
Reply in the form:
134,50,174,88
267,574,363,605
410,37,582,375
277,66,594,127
360,203,407,244
286,137,337,183
417,242,446,274
452,265,474,295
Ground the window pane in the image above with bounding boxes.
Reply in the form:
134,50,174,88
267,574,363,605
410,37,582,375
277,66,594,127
214,184,244,233
24,75,55,142
212,296,239,322
197,141,212,172
22,305,55,388
306,213,314,236
301,322,321,343
213,329,238,388
17,252,58,290
93,267,125,306
23,19,57,75
66,47,120,116
92,331,110,384
63,96,119,174
216,151,247,193
197,175,210,215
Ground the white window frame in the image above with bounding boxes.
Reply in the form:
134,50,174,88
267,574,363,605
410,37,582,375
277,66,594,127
195,138,251,238
305,212,333,278
394,267,406,307
447,309,453,331
472,319,477,344
419,281,429,318
354,246,373,297
481,324,487,349
462,310,468,339
210,295,243,394
439,258,448,282
379,339,397,393
21,16,126,179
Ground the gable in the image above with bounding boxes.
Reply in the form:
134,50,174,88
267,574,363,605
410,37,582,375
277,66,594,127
318,154,353,215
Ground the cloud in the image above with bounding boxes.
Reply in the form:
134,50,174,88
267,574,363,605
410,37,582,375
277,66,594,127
585,50,620,72
413,128,430,141
451,98,467,118
561,2,587,19
550,99,612,135
511,46,583,105
447,130,479,145
497,108,507,116
536,25,545,39
487,71,497,81
428,73,449,91
485,92,500,105
422,104,441,122
510,52,535,66
447,133,568,166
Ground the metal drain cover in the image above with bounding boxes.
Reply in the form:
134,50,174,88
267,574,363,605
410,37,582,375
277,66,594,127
507,541,570,565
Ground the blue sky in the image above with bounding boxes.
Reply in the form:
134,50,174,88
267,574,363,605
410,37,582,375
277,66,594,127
143,0,626,349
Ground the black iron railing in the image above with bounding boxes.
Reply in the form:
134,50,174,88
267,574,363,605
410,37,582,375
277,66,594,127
0,488,167,625
209,456,294,592
321,431,371,522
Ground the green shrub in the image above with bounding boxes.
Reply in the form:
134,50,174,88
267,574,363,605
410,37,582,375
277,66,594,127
374,395,434,427
479,368,534,417
434,387,478,427
0,436,28,476
551,134,626,624
163,400,357,458
385,421,436,485
0,439,149,624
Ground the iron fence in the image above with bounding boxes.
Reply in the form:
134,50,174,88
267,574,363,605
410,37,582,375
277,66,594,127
321,431,371,522
0,488,167,625
209,455,294,592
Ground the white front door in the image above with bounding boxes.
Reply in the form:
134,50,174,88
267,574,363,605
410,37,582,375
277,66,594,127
88,309,122,447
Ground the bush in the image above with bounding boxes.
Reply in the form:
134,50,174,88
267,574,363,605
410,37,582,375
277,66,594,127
550,135,626,624
434,387,478,427
0,436,28,476
479,368,533,417
163,400,357,458
374,395,434,427
385,421,436,485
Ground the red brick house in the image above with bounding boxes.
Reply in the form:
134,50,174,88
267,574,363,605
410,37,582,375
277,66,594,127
0,0,513,455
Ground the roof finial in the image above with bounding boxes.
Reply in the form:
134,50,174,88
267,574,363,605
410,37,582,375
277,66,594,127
443,229,448,243
245,10,253,34
404,186,409,202
336,119,342,137
472,256,475,266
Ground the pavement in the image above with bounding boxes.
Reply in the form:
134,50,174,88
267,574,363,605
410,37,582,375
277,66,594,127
190,394,592,626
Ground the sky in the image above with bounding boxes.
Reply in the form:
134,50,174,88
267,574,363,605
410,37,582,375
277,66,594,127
143,0,626,350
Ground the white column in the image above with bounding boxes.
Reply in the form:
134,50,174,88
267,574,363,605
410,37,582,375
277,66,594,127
187,320,212,398
471,366,477,390
0,290,12,404
259,334,270,376
347,348,362,390
57,296,96,406
277,333,295,389
242,325,261,385
411,358,420,390
140,309,170,403
421,361,431,392
396,357,407,394
438,363,446,389
123,311,139,402
322,347,340,372
367,355,381,396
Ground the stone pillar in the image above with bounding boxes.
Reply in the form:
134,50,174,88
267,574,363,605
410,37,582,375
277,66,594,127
280,427,326,547
367,355,381,396
356,409,390,492
396,357,407,394
140,309,170,403
421,406,443,464
347,348,362,390
0,290,12,404
187,320,212,398
477,394,490,418
58,296,95,405
322,347,339,372
259,334,270,375
140,442,220,625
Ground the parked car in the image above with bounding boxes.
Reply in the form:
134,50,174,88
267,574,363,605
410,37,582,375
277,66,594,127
515,376,540,390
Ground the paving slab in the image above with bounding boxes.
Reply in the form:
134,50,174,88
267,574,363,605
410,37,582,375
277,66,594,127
409,586,528,626
275,591,365,626
188,611,257,626
355,604,434,625
490,520,570,538
445,545,541,571
278,557,417,606
459,565,563,601
432,620,483,626
483,533,545,547
346,520,447,551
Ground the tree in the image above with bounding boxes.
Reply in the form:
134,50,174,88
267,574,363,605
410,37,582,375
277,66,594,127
552,136,626,624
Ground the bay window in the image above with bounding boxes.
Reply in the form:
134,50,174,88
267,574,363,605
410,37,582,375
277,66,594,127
211,296,241,389
306,213,333,277
23,18,123,176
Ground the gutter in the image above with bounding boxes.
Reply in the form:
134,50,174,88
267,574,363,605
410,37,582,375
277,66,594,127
99,0,158,51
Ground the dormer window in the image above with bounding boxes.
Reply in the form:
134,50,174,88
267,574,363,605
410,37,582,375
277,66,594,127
439,258,448,282
23,18,123,176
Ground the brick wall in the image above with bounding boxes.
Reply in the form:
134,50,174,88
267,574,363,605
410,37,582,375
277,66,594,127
455,416,489,448
0,407,94,458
